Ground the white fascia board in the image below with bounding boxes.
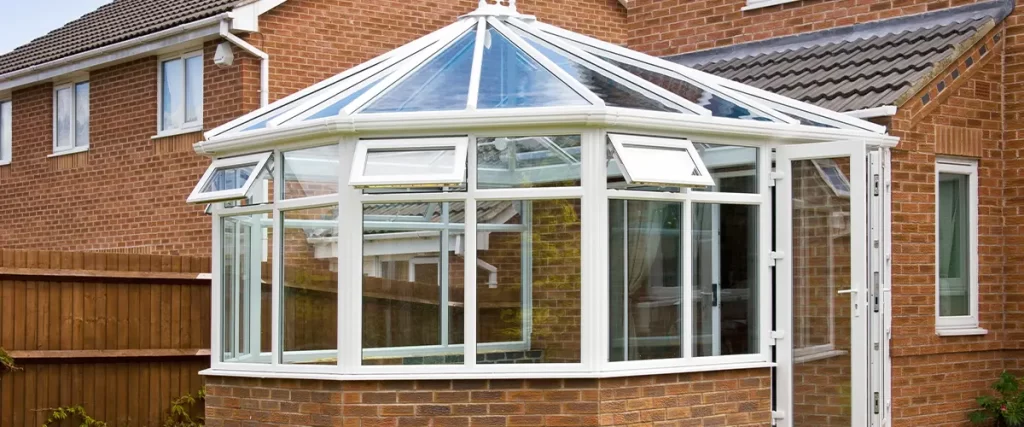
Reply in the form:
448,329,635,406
844,105,897,119
0,14,227,93
194,105,898,157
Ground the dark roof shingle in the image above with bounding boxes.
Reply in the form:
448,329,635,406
0,0,241,76
668,0,1012,112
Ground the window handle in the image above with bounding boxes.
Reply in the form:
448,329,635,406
837,289,857,295
837,288,860,317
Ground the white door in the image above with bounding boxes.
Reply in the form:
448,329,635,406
775,141,869,427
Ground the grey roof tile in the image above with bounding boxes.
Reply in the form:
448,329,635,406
680,10,996,112
0,0,241,76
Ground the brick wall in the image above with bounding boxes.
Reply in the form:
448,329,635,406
626,0,991,57
204,369,771,427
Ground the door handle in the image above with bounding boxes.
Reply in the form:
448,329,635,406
837,288,860,316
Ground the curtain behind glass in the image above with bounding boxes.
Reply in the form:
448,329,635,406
938,173,969,317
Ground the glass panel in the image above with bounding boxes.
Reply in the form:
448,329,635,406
305,73,389,121
220,213,273,364
74,82,89,148
692,144,758,194
364,148,456,177
514,30,680,113
477,135,581,189
939,173,970,317
161,58,184,131
55,87,72,149
478,28,588,109
609,199,682,362
185,55,203,123
791,158,852,426
601,58,774,121
477,199,582,364
692,203,758,357
283,145,340,199
362,31,475,113
281,206,339,365
203,163,257,192
0,101,10,160
362,202,465,365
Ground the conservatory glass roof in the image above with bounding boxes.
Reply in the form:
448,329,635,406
206,1,885,140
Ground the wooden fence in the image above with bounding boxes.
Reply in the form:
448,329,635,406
0,250,211,427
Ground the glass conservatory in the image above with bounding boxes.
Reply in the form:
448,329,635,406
193,1,897,425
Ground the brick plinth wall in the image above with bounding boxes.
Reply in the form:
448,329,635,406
204,369,771,427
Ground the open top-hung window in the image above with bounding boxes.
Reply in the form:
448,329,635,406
350,136,469,188
188,152,273,204
608,134,715,188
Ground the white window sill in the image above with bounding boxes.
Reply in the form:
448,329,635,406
48,146,89,158
153,126,204,140
742,0,798,11
0,160,10,166
936,327,988,337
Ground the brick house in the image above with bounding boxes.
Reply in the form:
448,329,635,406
0,0,1020,426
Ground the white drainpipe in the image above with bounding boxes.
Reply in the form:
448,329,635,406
219,20,269,107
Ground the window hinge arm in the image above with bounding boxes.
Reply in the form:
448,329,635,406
768,171,784,187
771,410,786,425
768,251,785,267
769,330,785,346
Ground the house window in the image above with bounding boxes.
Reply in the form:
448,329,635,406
935,158,980,333
53,81,89,153
0,100,11,164
159,51,203,133
743,0,799,11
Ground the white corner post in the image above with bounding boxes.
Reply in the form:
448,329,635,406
219,20,270,107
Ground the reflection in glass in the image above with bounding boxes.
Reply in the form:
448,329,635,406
791,158,852,426
364,148,456,177
203,164,256,192
185,55,203,123
283,145,340,199
362,202,465,365
305,72,389,120
692,203,758,357
362,31,475,113
477,135,581,189
514,30,680,113
938,173,970,317
477,199,582,364
161,58,184,130
478,28,588,109
55,87,72,149
281,206,339,364
609,199,682,361
74,82,89,147
221,214,273,364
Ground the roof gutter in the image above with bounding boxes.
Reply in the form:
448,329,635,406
218,20,270,107
0,13,229,92
844,105,897,119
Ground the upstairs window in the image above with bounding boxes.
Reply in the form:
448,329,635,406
0,100,10,164
53,81,89,154
935,158,981,334
159,51,204,134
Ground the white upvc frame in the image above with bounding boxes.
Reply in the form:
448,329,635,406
349,136,470,188
157,50,204,136
608,133,716,187
0,99,11,165
51,79,89,154
934,157,982,333
188,152,273,204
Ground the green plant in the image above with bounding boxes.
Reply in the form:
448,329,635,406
0,347,20,376
971,371,1024,426
41,405,107,427
164,387,206,427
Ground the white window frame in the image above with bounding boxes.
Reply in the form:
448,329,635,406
608,133,715,187
742,0,799,11
349,136,469,188
157,50,204,136
0,99,11,165
934,157,982,334
188,152,273,204
52,79,90,155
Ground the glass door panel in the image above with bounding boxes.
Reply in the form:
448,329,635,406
776,142,867,427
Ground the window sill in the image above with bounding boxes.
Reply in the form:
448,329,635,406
0,160,9,167
48,146,89,158
936,327,988,337
794,349,847,364
153,126,204,140
742,0,798,11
